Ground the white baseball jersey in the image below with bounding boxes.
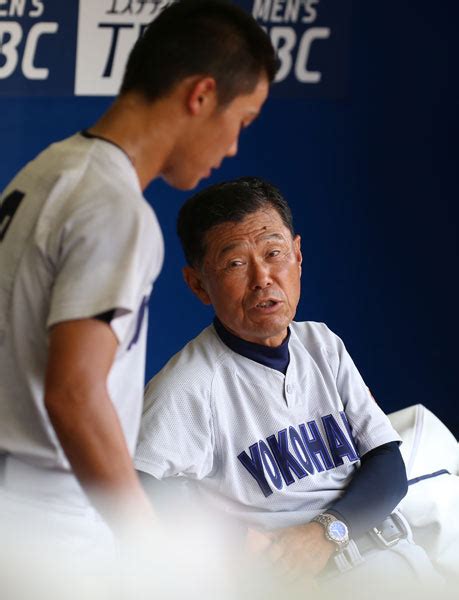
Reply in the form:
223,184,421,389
0,133,163,505
135,321,401,530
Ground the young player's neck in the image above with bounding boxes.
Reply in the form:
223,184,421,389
87,93,183,190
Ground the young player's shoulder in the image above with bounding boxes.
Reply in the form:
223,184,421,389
29,133,157,245
19,133,142,210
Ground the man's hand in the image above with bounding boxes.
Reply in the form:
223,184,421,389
45,318,155,538
247,522,335,579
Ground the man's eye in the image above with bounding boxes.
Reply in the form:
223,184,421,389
228,260,244,268
267,250,281,258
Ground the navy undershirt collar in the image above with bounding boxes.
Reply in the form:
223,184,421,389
213,317,290,374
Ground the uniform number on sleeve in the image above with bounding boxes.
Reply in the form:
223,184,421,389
0,190,25,242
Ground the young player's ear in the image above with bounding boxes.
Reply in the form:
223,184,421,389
188,77,217,116
182,266,212,305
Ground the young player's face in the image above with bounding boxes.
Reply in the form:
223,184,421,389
188,208,302,347
162,76,269,190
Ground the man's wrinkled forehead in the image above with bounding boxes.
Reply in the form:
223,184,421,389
201,208,293,264
217,232,286,260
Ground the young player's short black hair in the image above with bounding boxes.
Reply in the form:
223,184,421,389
177,177,295,268
120,0,277,105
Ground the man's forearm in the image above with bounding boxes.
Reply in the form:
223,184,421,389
327,441,408,538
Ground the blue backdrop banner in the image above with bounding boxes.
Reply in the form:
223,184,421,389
0,0,351,98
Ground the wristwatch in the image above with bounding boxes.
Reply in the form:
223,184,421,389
312,513,349,551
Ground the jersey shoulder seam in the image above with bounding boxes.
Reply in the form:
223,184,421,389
291,321,339,374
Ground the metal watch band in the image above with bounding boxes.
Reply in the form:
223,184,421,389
312,513,349,550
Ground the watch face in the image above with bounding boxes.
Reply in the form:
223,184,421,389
328,520,348,542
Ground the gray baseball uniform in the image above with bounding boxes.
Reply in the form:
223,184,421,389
135,322,445,589
135,321,401,530
0,132,163,507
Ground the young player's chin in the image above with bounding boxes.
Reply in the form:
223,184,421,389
162,168,210,191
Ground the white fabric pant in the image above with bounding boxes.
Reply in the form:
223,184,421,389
0,486,124,600
319,538,445,598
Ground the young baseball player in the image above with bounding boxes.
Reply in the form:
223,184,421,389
0,1,275,549
135,177,441,589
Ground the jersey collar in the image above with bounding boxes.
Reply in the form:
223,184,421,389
213,317,290,374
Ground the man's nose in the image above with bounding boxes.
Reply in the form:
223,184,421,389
249,260,272,290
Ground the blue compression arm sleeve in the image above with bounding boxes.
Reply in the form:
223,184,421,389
327,441,408,538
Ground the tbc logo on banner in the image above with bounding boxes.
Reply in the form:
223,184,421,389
0,0,77,94
236,0,352,98
75,0,173,95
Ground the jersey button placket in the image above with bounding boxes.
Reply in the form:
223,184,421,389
284,360,298,407
284,379,294,406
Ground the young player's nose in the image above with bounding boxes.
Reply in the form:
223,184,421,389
226,139,238,158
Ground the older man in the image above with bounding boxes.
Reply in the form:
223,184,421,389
135,177,438,586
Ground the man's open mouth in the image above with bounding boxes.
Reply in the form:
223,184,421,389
255,300,277,308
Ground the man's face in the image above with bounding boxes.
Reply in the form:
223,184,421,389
185,208,302,347
162,76,269,190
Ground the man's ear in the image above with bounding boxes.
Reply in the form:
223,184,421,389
187,76,217,116
293,234,302,273
182,266,212,305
